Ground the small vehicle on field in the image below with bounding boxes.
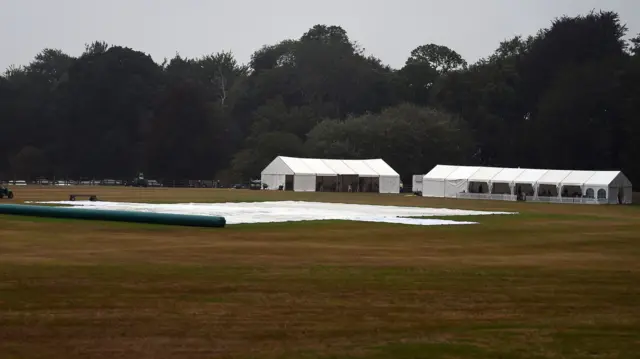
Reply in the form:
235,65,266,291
0,186,14,199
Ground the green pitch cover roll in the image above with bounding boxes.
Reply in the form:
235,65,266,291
0,204,226,228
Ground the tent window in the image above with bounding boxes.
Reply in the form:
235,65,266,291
585,188,595,198
597,189,606,199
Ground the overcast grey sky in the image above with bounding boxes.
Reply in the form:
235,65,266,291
1,0,639,71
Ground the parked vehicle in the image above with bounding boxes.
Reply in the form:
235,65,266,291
249,180,262,190
0,186,14,199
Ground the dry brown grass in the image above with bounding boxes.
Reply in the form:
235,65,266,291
0,186,639,358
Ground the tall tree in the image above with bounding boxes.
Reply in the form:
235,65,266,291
307,104,475,183
1,10,640,185
54,46,162,177
406,44,467,73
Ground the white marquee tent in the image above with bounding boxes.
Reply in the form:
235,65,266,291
419,165,458,197
261,156,401,193
417,165,632,204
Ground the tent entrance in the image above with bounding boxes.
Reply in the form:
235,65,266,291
491,183,511,195
284,175,294,191
358,177,379,193
616,186,633,204
514,183,535,197
538,184,559,197
316,176,337,192
468,181,489,193
560,185,582,198
337,175,358,192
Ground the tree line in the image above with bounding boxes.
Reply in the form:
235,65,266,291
2,10,639,185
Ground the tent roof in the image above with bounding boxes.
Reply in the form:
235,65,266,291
515,169,548,184
263,156,399,177
322,159,357,175
560,170,596,186
585,171,621,186
421,165,633,188
468,167,503,182
584,171,632,187
446,166,481,180
537,170,572,185
342,160,379,177
302,158,337,176
261,156,303,175
424,165,459,180
364,159,400,177
279,156,315,175
491,168,525,184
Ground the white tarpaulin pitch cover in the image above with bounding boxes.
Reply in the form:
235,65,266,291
30,201,515,226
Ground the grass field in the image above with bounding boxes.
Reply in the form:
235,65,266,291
1,187,639,359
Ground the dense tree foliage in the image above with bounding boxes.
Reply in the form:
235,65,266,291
2,11,639,185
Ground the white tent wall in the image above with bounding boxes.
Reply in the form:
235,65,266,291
609,172,633,204
421,165,459,198
260,156,401,194
283,156,317,192
364,159,401,194
420,164,632,204
377,176,400,194
584,171,633,204
261,174,286,191
620,186,633,204
443,166,480,198
293,175,316,192
261,157,296,191
412,175,424,194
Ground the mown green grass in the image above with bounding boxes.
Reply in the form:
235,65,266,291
0,187,639,358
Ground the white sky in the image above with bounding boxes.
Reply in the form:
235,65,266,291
1,0,639,71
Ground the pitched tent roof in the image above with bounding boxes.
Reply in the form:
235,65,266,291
515,169,548,184
302,158,337,176
446,166,480,180
262,156,314,175
468,167,503,182
423,165,459,181
490,168,526,184
584,171,632,188
420,164,632,190
364,159,400,177
280,156,316,175
342,160,379,177
321,159,357,175
537,170,572,185
560,170,596,186
263,156,398,177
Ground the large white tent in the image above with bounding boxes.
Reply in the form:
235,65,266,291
261,156,400,193
420,165,459,198
417,165,632,204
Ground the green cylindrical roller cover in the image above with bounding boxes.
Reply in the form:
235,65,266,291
0,204,226,228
